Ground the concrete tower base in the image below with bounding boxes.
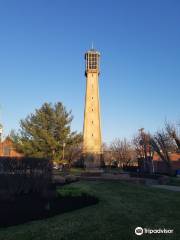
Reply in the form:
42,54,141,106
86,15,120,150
83,153,104,170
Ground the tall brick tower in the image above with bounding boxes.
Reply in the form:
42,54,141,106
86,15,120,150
83,48,102,167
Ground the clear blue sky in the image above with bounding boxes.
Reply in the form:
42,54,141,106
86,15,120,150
0,0,180,143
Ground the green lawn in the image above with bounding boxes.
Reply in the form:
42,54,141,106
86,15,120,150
169,177,180,186
0,181,180,240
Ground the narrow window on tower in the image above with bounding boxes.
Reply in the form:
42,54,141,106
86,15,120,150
92,109,93,112
92,120,94,124
92,133,94,137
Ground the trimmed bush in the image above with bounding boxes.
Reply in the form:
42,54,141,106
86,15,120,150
0,157,52,199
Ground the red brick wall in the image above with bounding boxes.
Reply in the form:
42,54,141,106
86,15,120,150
0,138,23,157
153,153,180,161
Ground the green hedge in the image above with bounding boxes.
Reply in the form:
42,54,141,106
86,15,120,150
0,157,52,198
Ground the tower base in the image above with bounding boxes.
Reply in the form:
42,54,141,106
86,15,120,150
83,153,104,169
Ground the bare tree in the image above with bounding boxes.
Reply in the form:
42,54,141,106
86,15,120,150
165,121,180,152
133,129,154,173
102,143,114,167
65,143,83,167
110,138,135,167
150,130,173,175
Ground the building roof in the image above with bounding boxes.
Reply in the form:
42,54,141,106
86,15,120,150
86,48,100,55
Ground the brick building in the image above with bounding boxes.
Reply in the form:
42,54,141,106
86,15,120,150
0,137,22,157
153,152,180,174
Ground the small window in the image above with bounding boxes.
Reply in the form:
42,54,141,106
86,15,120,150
92,121,94,124
92,133,94,137
92,109,93,112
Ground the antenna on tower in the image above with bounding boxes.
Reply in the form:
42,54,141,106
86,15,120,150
91,41,94,50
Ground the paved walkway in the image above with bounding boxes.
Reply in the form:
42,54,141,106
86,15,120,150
151,184,180,192
53,172,180,192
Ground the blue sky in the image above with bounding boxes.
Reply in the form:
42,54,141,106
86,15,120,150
0,0,180,143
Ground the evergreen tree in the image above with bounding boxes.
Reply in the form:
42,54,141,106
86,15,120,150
12,102,82,161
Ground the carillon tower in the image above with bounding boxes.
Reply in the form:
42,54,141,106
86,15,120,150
83,48,102,167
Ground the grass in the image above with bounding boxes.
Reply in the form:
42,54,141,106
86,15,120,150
0,181,180,240
57,185,90,197
53,167,85,177
69,168,86,175
168,177,180,186
103,167,124,174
